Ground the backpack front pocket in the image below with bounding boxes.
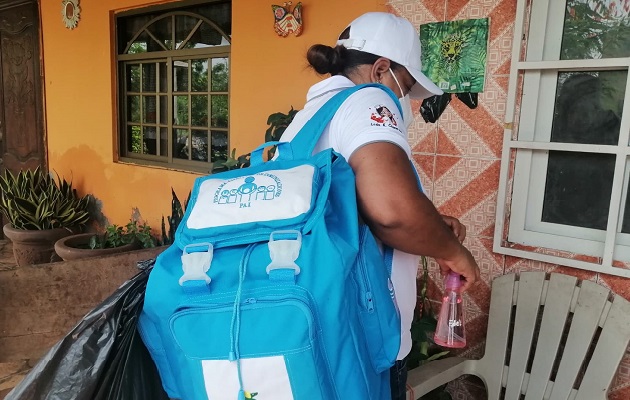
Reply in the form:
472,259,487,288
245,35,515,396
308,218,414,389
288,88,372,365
169,293,336,400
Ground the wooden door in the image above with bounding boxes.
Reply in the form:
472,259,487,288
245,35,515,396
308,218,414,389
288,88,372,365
0,0,44,236
0,0,45,175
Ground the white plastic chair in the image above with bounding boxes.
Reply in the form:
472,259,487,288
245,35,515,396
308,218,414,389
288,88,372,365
406,272,630,400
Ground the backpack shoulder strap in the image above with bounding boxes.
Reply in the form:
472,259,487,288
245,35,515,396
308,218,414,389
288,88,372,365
289,83,407,278
288,83,400,159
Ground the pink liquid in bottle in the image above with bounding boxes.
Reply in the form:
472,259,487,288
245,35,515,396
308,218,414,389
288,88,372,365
433,272,466,348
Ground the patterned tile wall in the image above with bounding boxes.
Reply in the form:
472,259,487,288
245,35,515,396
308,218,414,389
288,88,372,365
388,0,630,398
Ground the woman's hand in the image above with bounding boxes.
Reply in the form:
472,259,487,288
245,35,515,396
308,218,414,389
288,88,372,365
441,215,466,243
435,246,480,292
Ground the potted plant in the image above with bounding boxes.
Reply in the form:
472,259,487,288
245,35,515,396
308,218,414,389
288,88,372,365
0,167,90,266
54,219,156,261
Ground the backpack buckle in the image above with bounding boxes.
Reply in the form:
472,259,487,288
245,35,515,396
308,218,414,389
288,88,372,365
266,230,302,275
179,243,214,286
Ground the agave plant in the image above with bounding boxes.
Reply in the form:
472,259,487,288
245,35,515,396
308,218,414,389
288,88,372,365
0,167,90,230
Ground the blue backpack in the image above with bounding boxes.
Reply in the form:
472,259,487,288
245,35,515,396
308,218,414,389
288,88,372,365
139,84,402,400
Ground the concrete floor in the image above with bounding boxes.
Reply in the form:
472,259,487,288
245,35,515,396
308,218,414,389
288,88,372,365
0,240,17,271
0,241,27,399
0,361,30,399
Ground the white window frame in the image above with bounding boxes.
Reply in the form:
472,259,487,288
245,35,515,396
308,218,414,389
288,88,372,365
494,0,630,277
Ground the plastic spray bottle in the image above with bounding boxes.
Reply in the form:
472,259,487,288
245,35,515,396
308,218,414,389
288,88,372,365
433,272,466,348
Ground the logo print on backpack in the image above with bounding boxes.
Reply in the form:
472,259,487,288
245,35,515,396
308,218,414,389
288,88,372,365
214,174,282,208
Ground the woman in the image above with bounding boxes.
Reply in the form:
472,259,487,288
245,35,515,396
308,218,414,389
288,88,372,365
279,12,481,400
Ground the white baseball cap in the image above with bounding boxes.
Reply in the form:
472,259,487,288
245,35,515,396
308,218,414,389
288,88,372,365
336,12,443,99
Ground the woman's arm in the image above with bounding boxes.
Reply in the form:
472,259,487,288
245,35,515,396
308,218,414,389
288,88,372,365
349,142,480,291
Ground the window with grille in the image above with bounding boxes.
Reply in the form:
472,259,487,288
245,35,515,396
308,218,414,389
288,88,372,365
495,0,630,276
116,1,231,172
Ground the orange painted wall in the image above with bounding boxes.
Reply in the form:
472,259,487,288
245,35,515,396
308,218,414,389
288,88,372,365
40,0,386,232
230,0,387,154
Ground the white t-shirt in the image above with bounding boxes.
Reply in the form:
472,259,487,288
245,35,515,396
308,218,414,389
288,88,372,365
279,75,421,360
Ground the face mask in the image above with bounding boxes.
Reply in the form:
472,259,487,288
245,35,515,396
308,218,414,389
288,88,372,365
389,68,414,130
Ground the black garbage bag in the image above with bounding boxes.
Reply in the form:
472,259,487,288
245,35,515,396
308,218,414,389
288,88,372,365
455,92,479,109
6,265,169,400
420,93,452,123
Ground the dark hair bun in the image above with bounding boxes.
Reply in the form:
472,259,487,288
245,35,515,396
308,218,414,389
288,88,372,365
307,44,346,75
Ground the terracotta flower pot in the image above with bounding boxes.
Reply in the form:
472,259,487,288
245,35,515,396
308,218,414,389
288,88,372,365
54,233,141,261
2,223,77,266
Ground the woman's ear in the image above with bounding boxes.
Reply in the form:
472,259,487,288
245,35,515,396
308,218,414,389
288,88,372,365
370,57,392,83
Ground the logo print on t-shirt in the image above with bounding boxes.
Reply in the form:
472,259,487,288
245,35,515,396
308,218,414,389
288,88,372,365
370,105,402,133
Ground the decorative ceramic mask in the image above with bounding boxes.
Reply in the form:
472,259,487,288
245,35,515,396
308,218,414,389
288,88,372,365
272,2,303,37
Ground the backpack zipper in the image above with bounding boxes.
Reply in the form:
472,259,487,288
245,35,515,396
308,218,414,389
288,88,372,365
356,227,375,313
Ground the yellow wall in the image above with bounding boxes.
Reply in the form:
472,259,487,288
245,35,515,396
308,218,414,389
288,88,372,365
41,0,387,232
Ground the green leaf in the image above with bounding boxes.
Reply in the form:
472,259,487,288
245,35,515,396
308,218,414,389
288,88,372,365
264,126,274,142
265,107,298,142
89,234,99,249
419,340,429,357
424,351,450,363
171,188,183,219
0,174,9,193
266,112,286,125
13,197,38,216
